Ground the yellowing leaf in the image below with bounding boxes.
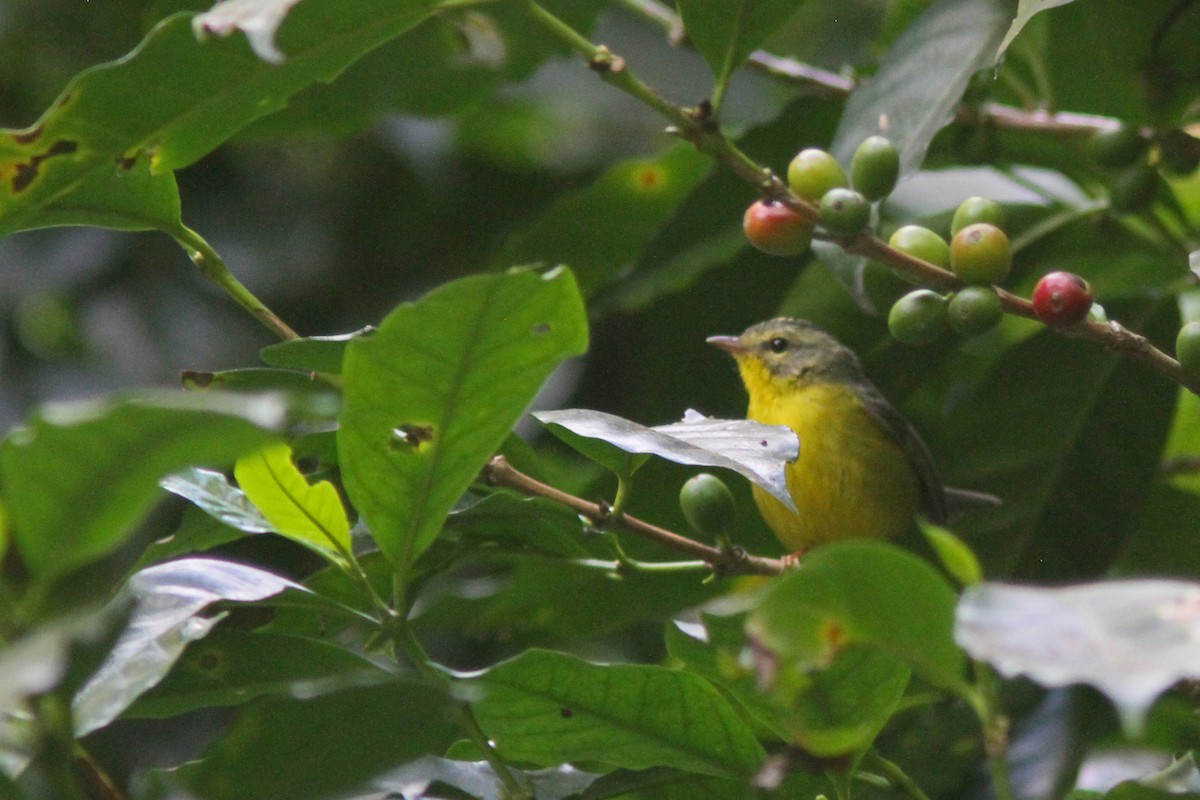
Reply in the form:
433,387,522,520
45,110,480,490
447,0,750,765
235,442,351,563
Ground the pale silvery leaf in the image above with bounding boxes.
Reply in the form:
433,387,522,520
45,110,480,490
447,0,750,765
534,408,799,511
73,558,303,736
956,580,1200,732
1189,249,1200,281
193,0,304,64
161,467,272,533
372,757,600,800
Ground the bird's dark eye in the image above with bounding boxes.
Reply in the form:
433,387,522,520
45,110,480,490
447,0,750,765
767,337,789,353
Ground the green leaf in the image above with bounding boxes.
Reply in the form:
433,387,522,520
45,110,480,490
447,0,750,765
0,0,439,237
169,681,459,800
234,441,352,563
258,326,375,375
467,649,767,778
677,0,802,82
996,0,1078,60
0,392,286,583
490,146,712,297
747,541,968,694
444,493,592,560
73,558,304,737
830,0,1015,177
339,268,588,571
919,520,984,586
665,614,789,740
754,644,911,757
127,629,391,718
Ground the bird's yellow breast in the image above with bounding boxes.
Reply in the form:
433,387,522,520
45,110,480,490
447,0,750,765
738,358,920,551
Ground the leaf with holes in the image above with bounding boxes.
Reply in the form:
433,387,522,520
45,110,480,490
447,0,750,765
338,268,588,572
0,0,439,238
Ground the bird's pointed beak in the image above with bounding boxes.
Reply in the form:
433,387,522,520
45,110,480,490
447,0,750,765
706,335,745,355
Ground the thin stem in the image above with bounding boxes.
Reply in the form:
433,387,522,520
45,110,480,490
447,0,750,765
483,456,785,576
864,751,933,800
393,622,532,799
171,225,299,341
621,0,1122,137
969,660,1016,800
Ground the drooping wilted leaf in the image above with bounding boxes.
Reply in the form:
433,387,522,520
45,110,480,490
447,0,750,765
957,580,1200,733
534,408,799,511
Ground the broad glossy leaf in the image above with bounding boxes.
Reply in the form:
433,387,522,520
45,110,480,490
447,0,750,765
677,0,802,81
234,441,351,563
534,408,799,511
747,540,968,693
73,558,303,736
467,649,766,778
665,613,789,740
0,392,286,583
830,0,1015,176
755,643,910,757
957,580,1200,733
127,629,390,718
996,0,1077,60
339,268,588,571
373,756,601,800
161,467,271,534
258,326,375,375
170,681,459,800
490,146,712,297
0,0,439,237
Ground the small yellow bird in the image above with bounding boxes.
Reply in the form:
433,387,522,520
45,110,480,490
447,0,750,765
708,317,995,553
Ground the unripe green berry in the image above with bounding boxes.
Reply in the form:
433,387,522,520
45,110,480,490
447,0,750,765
680,473,736,538
1032,271,1093,327
950,223,1011,285
787,148,848,202
888,225,950,269
947,286,1003,336
1087,124,1149,169
743,199,813,256
850,136,900,201
1110,163,1160,212
818,188,871,235
1176,322,1200,376
951,196,1005,236
888,290,949,346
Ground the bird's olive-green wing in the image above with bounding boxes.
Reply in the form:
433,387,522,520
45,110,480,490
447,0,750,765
856,383,949,524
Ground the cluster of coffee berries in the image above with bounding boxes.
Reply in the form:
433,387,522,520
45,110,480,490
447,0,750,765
742,136,899,256
887,196,1012,345
1087,123,1200,213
